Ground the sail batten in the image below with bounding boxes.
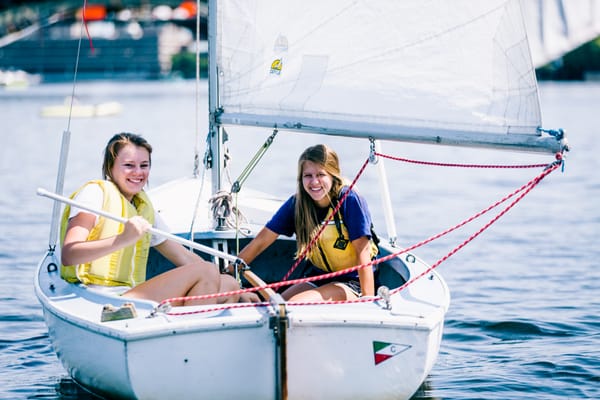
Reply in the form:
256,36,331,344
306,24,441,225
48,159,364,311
216,0,563,153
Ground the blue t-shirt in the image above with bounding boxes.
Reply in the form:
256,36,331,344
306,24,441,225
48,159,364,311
266,187,374,241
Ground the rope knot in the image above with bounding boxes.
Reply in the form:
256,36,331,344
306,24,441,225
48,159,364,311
209,190,248,230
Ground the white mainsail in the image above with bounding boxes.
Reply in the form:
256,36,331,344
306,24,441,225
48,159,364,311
521,0,600,68
212,0,565,153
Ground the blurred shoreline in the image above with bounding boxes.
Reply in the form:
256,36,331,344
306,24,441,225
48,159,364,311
1,1,600,83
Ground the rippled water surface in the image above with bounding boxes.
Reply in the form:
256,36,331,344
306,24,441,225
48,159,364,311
1,80,599,399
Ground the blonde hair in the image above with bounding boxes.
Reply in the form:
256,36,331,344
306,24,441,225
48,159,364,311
294,144,344,256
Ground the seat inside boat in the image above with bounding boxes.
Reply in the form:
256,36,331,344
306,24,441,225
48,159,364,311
146,237,408,291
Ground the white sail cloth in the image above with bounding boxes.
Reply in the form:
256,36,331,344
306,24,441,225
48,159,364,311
215,0,557,151
521,0,600,68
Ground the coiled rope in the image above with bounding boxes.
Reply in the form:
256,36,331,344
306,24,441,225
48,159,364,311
209,190,249,231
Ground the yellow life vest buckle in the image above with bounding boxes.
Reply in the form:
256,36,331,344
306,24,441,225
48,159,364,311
333,237,349,250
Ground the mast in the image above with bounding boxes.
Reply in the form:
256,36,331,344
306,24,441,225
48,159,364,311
207,0,224,197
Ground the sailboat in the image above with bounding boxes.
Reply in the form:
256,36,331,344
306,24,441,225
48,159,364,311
34,1,568,399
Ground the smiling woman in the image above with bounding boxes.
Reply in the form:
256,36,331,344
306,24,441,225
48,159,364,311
100,132,152,202
60,132,259,305
229,144,380,301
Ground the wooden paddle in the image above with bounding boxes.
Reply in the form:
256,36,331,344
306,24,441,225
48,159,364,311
243,269,279,301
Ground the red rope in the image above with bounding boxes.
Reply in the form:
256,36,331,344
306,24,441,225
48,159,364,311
376,152,551,169
156,153,563,315
81,0,95,53
387,159,562,297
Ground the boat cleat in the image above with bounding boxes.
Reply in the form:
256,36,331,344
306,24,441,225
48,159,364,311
101,302,138,322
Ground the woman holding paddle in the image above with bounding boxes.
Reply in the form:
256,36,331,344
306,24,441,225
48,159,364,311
60,132,258,305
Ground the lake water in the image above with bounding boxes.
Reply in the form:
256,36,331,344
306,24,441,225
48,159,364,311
1,80,599,399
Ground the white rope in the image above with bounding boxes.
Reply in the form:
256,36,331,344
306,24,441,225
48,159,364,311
209,190,249,232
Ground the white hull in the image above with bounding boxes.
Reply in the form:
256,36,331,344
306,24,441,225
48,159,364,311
35,178,449,400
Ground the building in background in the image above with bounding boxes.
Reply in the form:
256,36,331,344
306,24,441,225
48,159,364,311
0,1,206,81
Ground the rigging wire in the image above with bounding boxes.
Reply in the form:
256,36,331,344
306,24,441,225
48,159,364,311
47,0,89,251
192,0,202,178
203,129,279,258
231,129,278,193
187,0,208,245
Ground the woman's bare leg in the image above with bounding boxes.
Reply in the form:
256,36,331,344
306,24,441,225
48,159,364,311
123,263,220,306
283,282,356,302
217,274,241,303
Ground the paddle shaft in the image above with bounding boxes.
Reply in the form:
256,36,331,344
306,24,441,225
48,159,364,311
36,188,240,264
243,269,279,301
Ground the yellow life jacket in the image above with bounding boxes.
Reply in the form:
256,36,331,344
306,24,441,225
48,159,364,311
60,180,155,287
307,208,378,272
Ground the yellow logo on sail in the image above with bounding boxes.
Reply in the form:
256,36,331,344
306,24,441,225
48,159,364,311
270,58,283,75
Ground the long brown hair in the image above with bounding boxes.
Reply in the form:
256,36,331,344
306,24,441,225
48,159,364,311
294,144,344,256
102,132,152,182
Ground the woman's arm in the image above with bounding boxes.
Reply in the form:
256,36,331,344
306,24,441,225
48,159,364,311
352,236,375,297
61,213,150,265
